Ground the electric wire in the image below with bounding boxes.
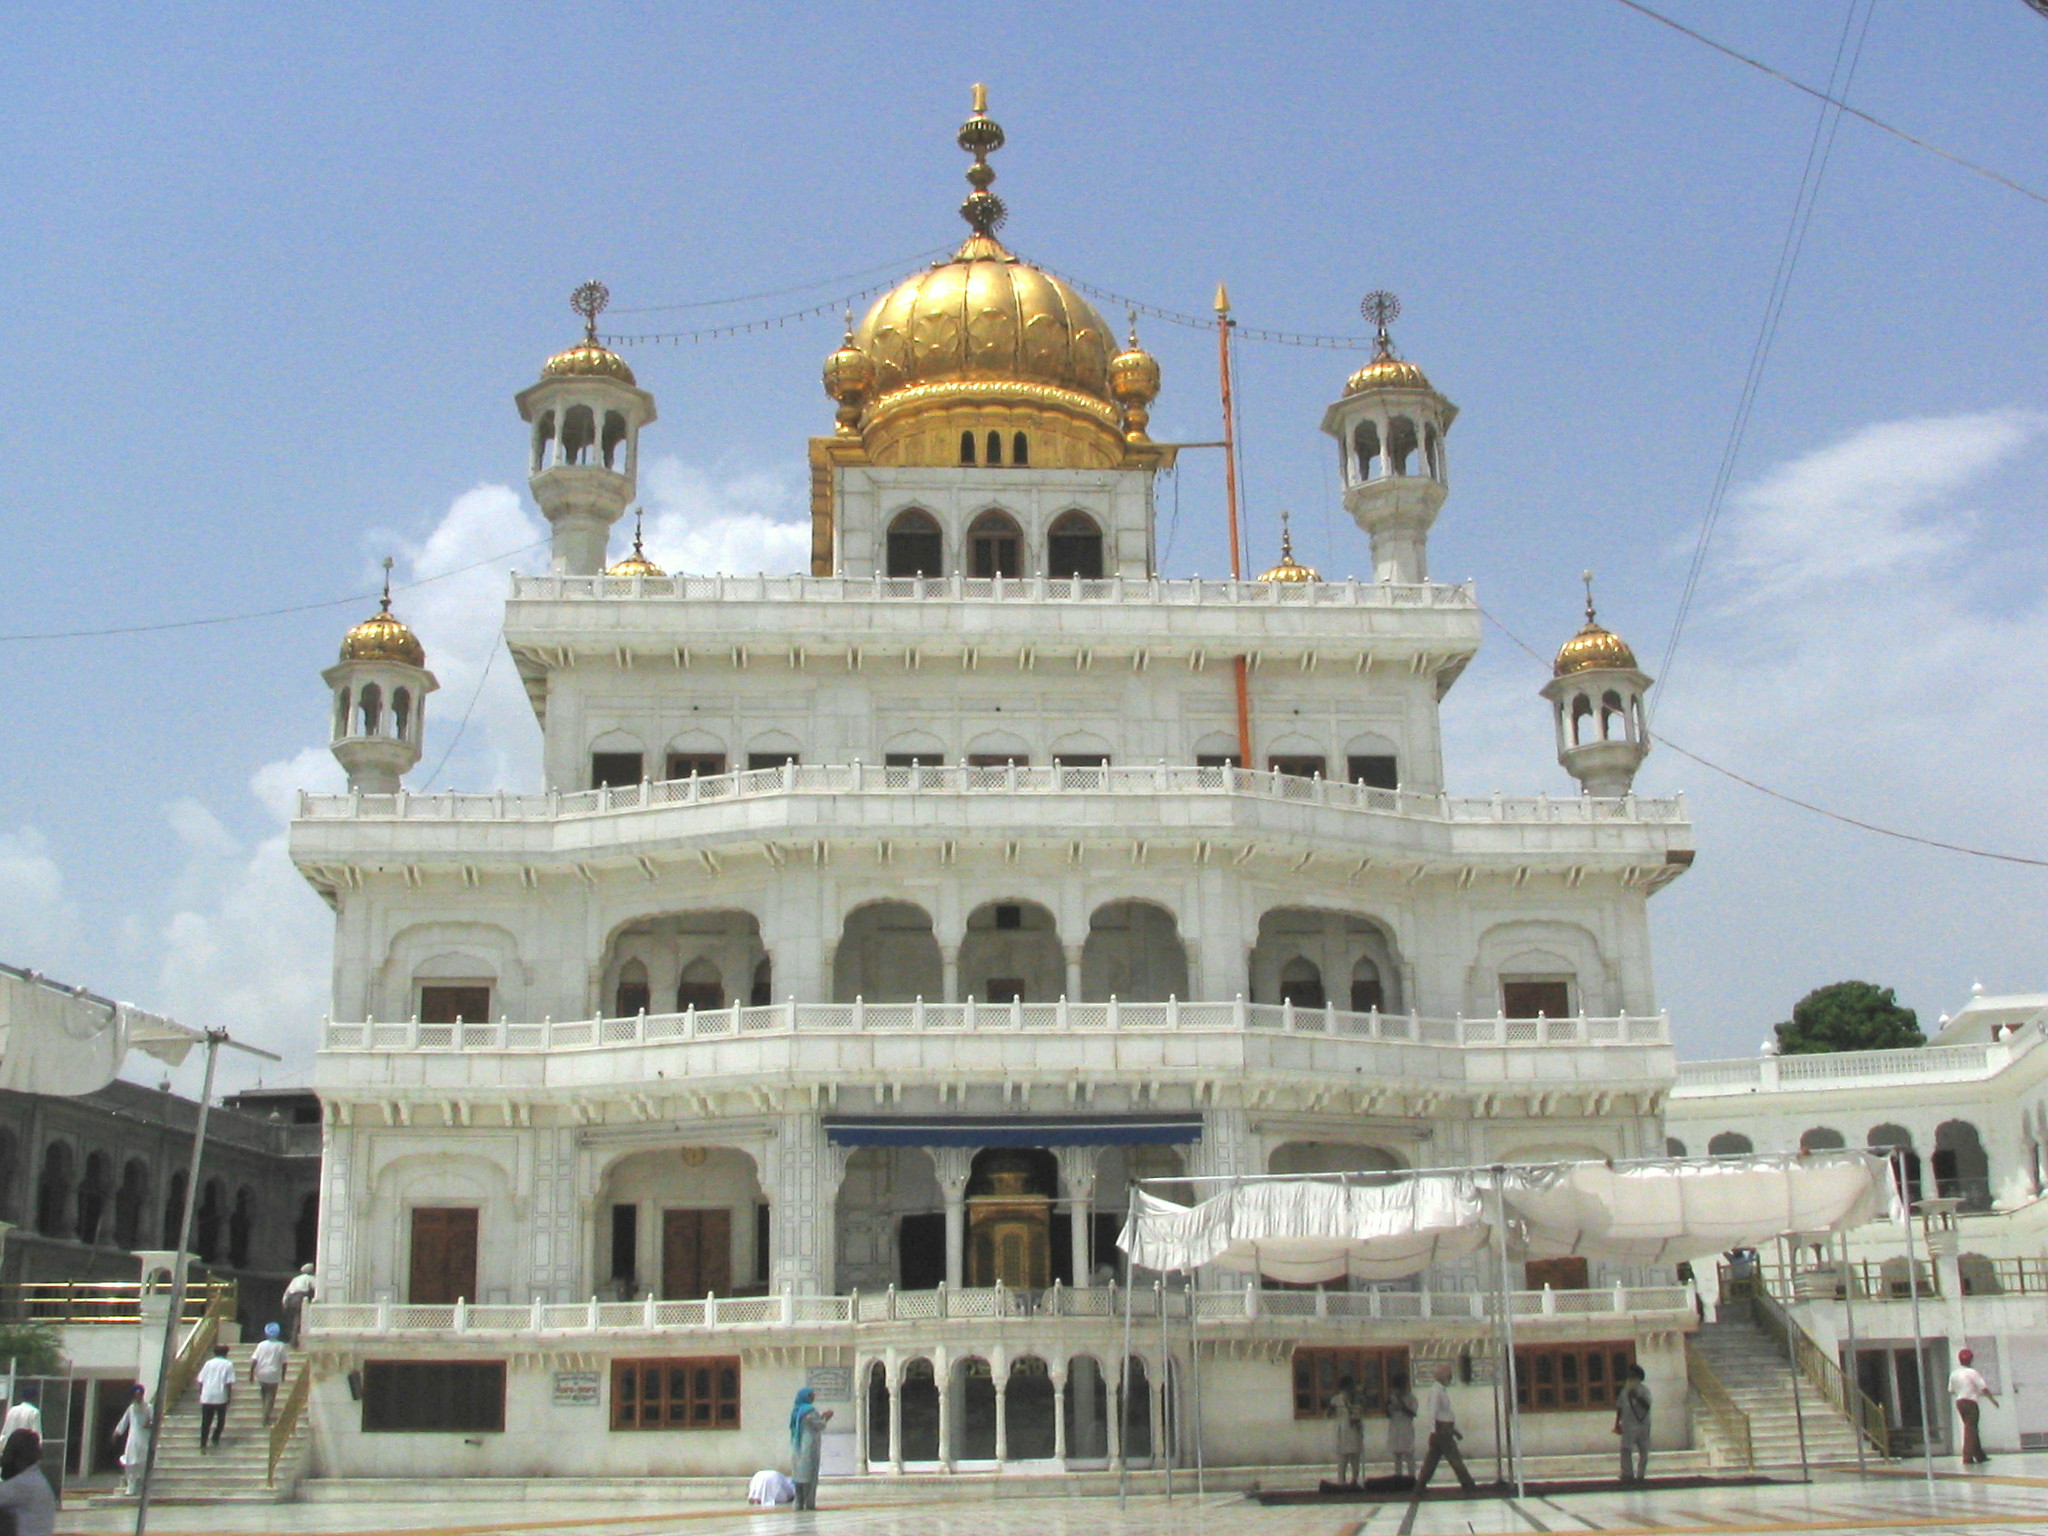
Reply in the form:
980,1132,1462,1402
606,249,951,314
1610,0,2048,209
1657,0,1873,707
421,629,503,788
0,537,551,645
1478,604,2048,869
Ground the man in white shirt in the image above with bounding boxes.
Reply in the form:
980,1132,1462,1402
249,1323,290,1426
1412,1362,1478,1494
195,1344,236,1450
1949,1348,1998,1466
0,1388,39,1441
282,1265,316,1346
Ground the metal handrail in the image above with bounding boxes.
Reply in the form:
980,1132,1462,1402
1750,1282,1889,1456
161,1280,237,1417
266,1365,311,1487
1684,1337,1754,1470
2,1278,231,1325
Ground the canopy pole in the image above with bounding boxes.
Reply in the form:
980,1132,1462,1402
1491,1166,1524,1499
1158,1277,1173,1501
1118,1209,1135,1510
1777,1235,1811,1481
1838,1231,1867,1477
1899,1167,1936,1492
1189,1273,1205,1497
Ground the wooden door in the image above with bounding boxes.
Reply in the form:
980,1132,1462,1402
661,1208,731,1298
409,1207,478,1303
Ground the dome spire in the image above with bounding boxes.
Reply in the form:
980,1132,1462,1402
1582,567,1598,627
377,555,394,613
1257,509,1322,583
956,83,1009,255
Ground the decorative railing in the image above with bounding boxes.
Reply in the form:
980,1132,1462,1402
1674,1039,2020,1095
297,760,1686,827
320,998,1670,1055
162,1280,237,1416
267,1365,311,1487
306,1282,1693,1336
509,571,1478,609
1685,1337,1754,1470
0,1278,232,1325
1748,1282,1889,1458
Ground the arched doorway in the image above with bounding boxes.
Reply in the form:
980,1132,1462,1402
1064,1354,1110,1462
952,1356,997,1461
959,900,1061,1002
1006,1356,1057,1460
1081,901,1188,1001
1933,1121,1992,1211
966,1149,1059,1288
833,902,942,1003
1249,908,1403,1012
597,1147,767,1299
899,1358,940,1462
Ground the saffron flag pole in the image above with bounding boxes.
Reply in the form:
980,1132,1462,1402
1215,284,1252,769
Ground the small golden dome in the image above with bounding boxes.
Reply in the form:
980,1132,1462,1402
341,564,425,666
1553,576,1637,675
822,314,876,436
1344,351,1432,395
1257,512,1322,583
542,279,636,385
605,512,664,578
1109,324,1161,408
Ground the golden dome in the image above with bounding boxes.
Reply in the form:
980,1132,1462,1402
1344,350,1432,395
1553,577,1638,675
822,315,876,436
542,279,636,385
1257,512,1322,583
605,512,664,577
340,575,425,667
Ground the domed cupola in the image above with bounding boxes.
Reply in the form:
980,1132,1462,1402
1541,574,1653,798
323,559,440,794
824,87,1134,471
1318,291,1457,584
515,281,658,575
605,509,665,579
1256,511,1321,583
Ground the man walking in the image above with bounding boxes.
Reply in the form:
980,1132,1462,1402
114,1386,152,1497
250,1323,290,1426
282,1264,316,1346
1614,1363,1652,1483
195,1343,235,1451
1949,1348,1998,1466
1412,1362,1478,1494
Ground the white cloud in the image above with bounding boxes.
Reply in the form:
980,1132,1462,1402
0,827,79,965
637,456,810,576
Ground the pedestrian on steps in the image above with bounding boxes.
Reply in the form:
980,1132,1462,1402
114,1385,153,1497
195,1344,235,1451
281,1264,316,1346
250,1323,290,1426
1949,1348,1998,1466
1614,1363,1652,1483
1412,1362,1478,1495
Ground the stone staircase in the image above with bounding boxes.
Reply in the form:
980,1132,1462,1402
92,1343,311,1506
1689,1317,1869,1468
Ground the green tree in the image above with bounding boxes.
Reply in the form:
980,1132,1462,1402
0,1322,63,1377
1773,980,1924,1055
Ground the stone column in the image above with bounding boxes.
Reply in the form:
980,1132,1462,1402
765,1113,841,1294
936,1357,954,1470
1057,1147,1100,1287
942,946,961,1004
1064,945,1084,1002
994,1358,1010,1466
888,1359,903,1474
1051,1359,1070,1462
932,1147,974,1290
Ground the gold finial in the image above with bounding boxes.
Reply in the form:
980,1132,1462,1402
605,507,666,578
956,83,1007,242
1582,568,1597,625
1280,509,1295,561
1214,282,1232,314
570,280,611,343
1109,310,1161,441
1257,510,1321,583
379,555,395,613
1361,290,1401,357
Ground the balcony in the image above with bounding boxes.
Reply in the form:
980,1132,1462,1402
1672,1033,2034,1099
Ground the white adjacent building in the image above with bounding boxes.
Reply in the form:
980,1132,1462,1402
290,94,1702,1483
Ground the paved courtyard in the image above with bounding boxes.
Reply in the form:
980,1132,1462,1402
54,1461,2048,1536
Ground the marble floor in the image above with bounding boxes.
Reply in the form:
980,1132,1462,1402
58,1461,2048,1536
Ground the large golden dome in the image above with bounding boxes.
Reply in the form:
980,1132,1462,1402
1553,580,1639,676
341,601,425,667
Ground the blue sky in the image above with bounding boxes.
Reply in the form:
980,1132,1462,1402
2,1,2044,1088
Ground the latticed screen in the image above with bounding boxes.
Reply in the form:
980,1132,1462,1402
1291,1346,1410,1419
1513,1343,1635,1411
611,1356,742,1430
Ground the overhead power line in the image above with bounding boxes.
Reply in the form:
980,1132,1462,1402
1611,0,2048,208
1478,605,2048,869
606,249,952,315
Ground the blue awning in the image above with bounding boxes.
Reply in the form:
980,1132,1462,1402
823,1114,1203,1148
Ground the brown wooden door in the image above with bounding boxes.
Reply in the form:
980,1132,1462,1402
409,1207,479,1303
661,1208,731,1298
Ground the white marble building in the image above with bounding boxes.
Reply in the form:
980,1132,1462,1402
290,94,1700,1483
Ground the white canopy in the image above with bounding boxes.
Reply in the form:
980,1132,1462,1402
0,966,200,1097
1117,1150,1894,1279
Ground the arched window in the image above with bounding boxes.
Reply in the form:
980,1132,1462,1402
1570,693,1593,747
1933,1120,1992,1211
1600,690,1626,741
0,1128,21,1223
1424,422,1442,479
1278,957,1325,1009
1386,417,1418,475
614,959,651,1018
959,431,977,466
1012,432,1029,466
1046,511,1104,580
1706,1132,1754,1157
113,1159,149,1249
162,1169,189,1250
1869,1125,1921,1203
34,1142,72,1238
750,956,773,1007
561,404,596,466
76,1150,112,1245
1352,421,1381,481
392,687,412,742
1349,958,1384,1013
986,430,1003,466
885,510,943,578
333,689,350,739
968,510,1022,578
676,958,724,1012
1665,1137,1687,1158
358,683,382,737
1800,1127,1846,1153
194,1177,227,1263
601,411,628,472
295,1191,319,1267
229,1186,257,1268
532,409,555,472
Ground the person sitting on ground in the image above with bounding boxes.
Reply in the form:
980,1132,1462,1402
1326,1372,1366,1486
0,1427,56,1536
1412,1362,1478,1495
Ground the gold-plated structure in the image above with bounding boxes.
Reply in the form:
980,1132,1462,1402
1109,314,1161,442
1345,289,1432,395
1553,573,1638,676
821,311,875,436
966,1153,1052,1289
1257,510,1322,583
544,279,637,385
605,510,665,578
341,559,426,666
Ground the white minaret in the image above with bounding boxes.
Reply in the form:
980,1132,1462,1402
514,281,658,575
1542,573,1652,798
323,559,439,794
1318,291,1456,583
